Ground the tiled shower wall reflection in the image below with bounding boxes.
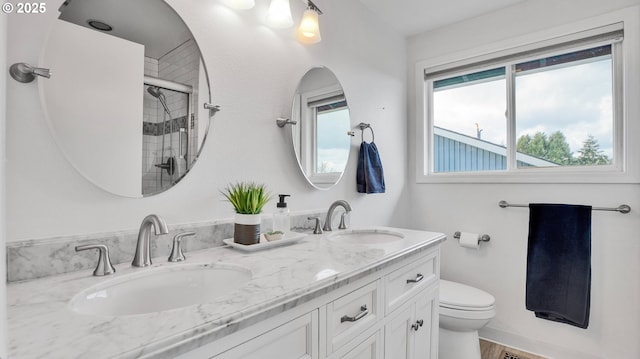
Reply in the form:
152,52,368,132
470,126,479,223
142,39,200,195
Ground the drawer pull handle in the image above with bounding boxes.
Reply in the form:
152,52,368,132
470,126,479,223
406,273,424,284
341,305,368,323
411,319,424,331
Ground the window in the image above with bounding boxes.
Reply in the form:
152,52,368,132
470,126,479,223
295,87,350,185
514,46,613,168
416,21,637,183
433,67,507,172
312,95,350,175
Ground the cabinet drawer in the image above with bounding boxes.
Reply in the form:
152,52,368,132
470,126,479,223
385,251,438,314
326,280,381,355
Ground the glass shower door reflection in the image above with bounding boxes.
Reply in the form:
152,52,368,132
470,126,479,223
142,85,193,196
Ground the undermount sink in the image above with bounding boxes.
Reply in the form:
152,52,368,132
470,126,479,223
328,229,404,244
69,263,251,316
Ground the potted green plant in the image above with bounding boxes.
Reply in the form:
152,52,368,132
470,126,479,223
221,182,271,245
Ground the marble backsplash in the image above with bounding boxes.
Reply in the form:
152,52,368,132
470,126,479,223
7,211,323,283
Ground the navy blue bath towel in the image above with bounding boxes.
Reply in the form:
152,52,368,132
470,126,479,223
526,203,592,328
356,141,385,194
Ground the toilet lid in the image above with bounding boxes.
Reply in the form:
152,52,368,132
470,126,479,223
439,279,495,310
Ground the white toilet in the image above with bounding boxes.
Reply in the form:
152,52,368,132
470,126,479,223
438,279,496,359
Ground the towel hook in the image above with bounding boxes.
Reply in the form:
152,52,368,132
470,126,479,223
358,122,374,143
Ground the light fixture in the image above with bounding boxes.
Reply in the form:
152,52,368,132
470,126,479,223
265,0,294,28
297,0,322,44
221,0,255,10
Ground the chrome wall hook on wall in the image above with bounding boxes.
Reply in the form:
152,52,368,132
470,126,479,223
9,63,51,83
276,118,297,127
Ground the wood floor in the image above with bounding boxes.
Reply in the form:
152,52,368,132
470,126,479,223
480,339,547,359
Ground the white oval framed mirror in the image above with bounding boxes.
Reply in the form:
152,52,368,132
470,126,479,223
291,67,351,189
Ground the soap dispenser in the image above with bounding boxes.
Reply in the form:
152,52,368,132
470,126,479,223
273,194,291,233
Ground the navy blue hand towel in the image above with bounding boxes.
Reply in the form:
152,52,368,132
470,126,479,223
356,141,385,194
526,203,592,329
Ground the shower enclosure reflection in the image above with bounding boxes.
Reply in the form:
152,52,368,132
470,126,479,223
143,84,195,195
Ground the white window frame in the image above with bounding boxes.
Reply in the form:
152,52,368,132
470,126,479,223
299,85,345,186
415,8,640,184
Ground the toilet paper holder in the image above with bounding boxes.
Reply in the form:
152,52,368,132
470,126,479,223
453,231,491,244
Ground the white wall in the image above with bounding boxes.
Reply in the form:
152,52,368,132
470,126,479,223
1,8,8,358
5,0,408,240
407,1,640,358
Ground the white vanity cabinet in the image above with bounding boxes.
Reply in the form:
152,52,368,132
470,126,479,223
178,246,440,359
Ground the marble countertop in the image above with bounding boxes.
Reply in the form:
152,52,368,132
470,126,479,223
8,227,445,359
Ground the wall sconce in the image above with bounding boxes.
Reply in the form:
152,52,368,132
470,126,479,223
266,0,294,28
297,0,322,44
221,0,255,10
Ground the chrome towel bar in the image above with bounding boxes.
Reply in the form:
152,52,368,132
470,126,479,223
498,200,631,214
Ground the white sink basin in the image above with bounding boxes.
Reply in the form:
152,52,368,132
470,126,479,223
69,263,251,316
328,229,404,244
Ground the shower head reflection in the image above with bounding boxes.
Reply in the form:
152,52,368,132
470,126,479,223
147,86,171,116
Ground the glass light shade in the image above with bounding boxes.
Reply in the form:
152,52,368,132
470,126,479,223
222,0,255,10
265,0,294,28
297,9,321,44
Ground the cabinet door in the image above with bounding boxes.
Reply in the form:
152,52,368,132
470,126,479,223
413,285,437,359
339,331,382,359
384,306,413,359
384,284,438,359
215,311,318,359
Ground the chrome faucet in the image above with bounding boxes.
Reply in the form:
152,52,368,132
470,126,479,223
323,200,352,231
132,214,169,267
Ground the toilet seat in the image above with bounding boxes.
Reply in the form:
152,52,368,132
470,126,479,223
439,279,495,313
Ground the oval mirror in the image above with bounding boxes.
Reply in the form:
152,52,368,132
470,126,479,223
39,0,212,197
291,67,351,189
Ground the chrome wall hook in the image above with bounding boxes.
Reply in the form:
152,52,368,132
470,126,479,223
9,63,51,83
